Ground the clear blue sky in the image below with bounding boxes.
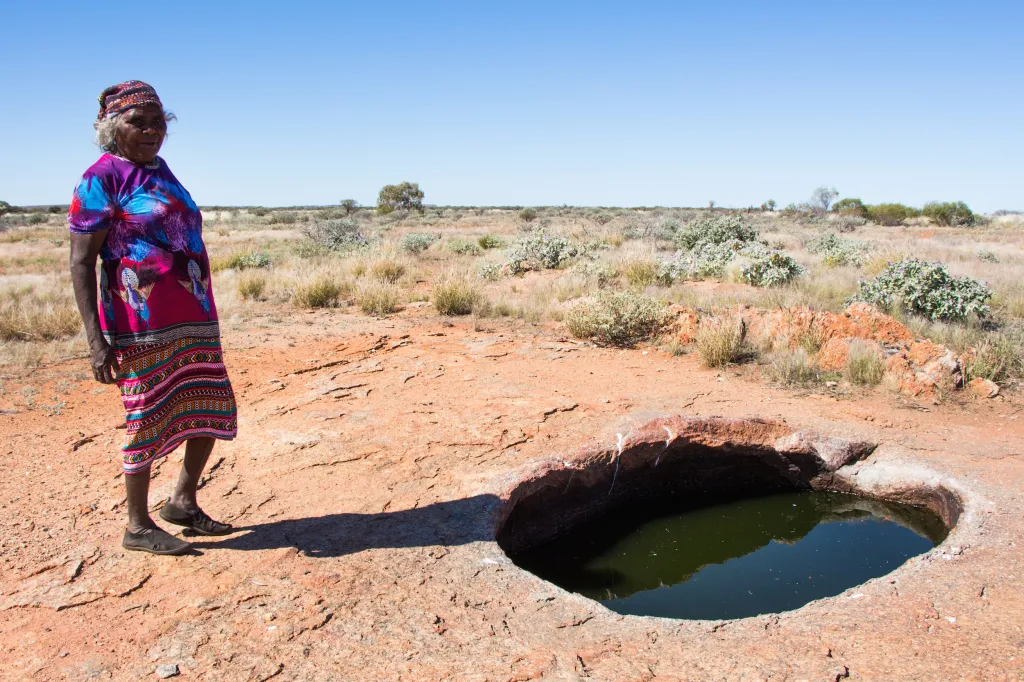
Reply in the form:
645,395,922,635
2,1,1021,211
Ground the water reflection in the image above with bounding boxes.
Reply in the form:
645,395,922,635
512,491,946,620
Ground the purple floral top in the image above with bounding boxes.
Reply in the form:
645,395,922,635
68,154,219,348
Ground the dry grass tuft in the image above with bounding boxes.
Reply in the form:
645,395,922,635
292,276,343,309
369,257,407,283
845,339,886,385
355,281,402,316
237,272,267,301
695,315,747,368
767,348,819,385
0,292,81,341
432,274,483,316
622,258,661,288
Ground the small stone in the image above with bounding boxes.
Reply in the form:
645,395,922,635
155,664,179,678
968,377,999,398
262,612,276,622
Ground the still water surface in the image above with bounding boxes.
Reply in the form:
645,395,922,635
512,491,947,620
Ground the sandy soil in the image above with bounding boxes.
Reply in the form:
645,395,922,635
2,306,1023,681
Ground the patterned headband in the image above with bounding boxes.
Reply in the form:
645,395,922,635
97,81,162,120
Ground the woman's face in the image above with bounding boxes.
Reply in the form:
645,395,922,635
115,103,167,164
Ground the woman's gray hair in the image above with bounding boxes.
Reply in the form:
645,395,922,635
93,109,176,154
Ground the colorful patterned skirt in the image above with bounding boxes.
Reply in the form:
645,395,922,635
115,337,238,475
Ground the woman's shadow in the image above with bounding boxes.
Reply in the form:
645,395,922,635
187,494,500,557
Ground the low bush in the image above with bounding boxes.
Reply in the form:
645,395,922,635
400,232,437,254
672,215,758,250
740,247,804,287
855,258,992,321
355,281,401,316
506,228,580,274
211,250,273,273
519,207,538,222
845,340,886,386
659,240,744,282
695,315,747,368
477,234,504,250
292,277,343,308
237,272,267,300
866,203,920,227
477,262,504,281
569,260,618,287
302,219,368,252
805,233,870,267
977,249,1000,263
832,197,869,218
446,238,483,256
564,290,664,347
923,201,975,227
249,206,270,217
268,211,299,225
432,274,483,315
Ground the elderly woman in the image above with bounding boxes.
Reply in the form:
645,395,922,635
69,81,237,555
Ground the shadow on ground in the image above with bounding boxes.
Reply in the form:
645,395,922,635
189,494,500,558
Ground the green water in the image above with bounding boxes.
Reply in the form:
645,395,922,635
512,491,947,620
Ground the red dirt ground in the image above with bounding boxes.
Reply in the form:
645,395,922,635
2,306,1023,681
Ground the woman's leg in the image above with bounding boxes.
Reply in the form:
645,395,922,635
168,437,215,512
125,467,155,533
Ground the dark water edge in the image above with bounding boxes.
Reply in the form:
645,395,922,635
511,491,947,620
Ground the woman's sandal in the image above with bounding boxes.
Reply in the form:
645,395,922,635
122,527,192,555
159,502,234,536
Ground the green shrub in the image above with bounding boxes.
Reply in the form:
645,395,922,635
565,290,664,347
672,215,758,250
340,199,359,215
695,315,747,367
401,232,437,254
446,238,483,256
292,277,343,308
301,219,368,252
506,228,580,274
866,203,919,227
923,201,975,227
740,248,804,287
845,340,886,386
805,233,870,267
478,262,504,281
212,250,273,273
569,260,618,287
250,206,270,217
977,249,1000,263
27,214,47,225
855,258,992,321
477,234,504,250
832,197,869,218
432,275,483,315
659,241,744,282
519,207,538,222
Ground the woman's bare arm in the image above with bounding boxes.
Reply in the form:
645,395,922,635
69,231,119,383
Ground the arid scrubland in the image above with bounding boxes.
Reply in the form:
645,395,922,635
1,203,1022,400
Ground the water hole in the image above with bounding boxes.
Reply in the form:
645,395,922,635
510,491,947,620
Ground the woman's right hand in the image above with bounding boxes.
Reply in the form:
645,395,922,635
91,343,120,384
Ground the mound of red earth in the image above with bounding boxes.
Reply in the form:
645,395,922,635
664,302,969,399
